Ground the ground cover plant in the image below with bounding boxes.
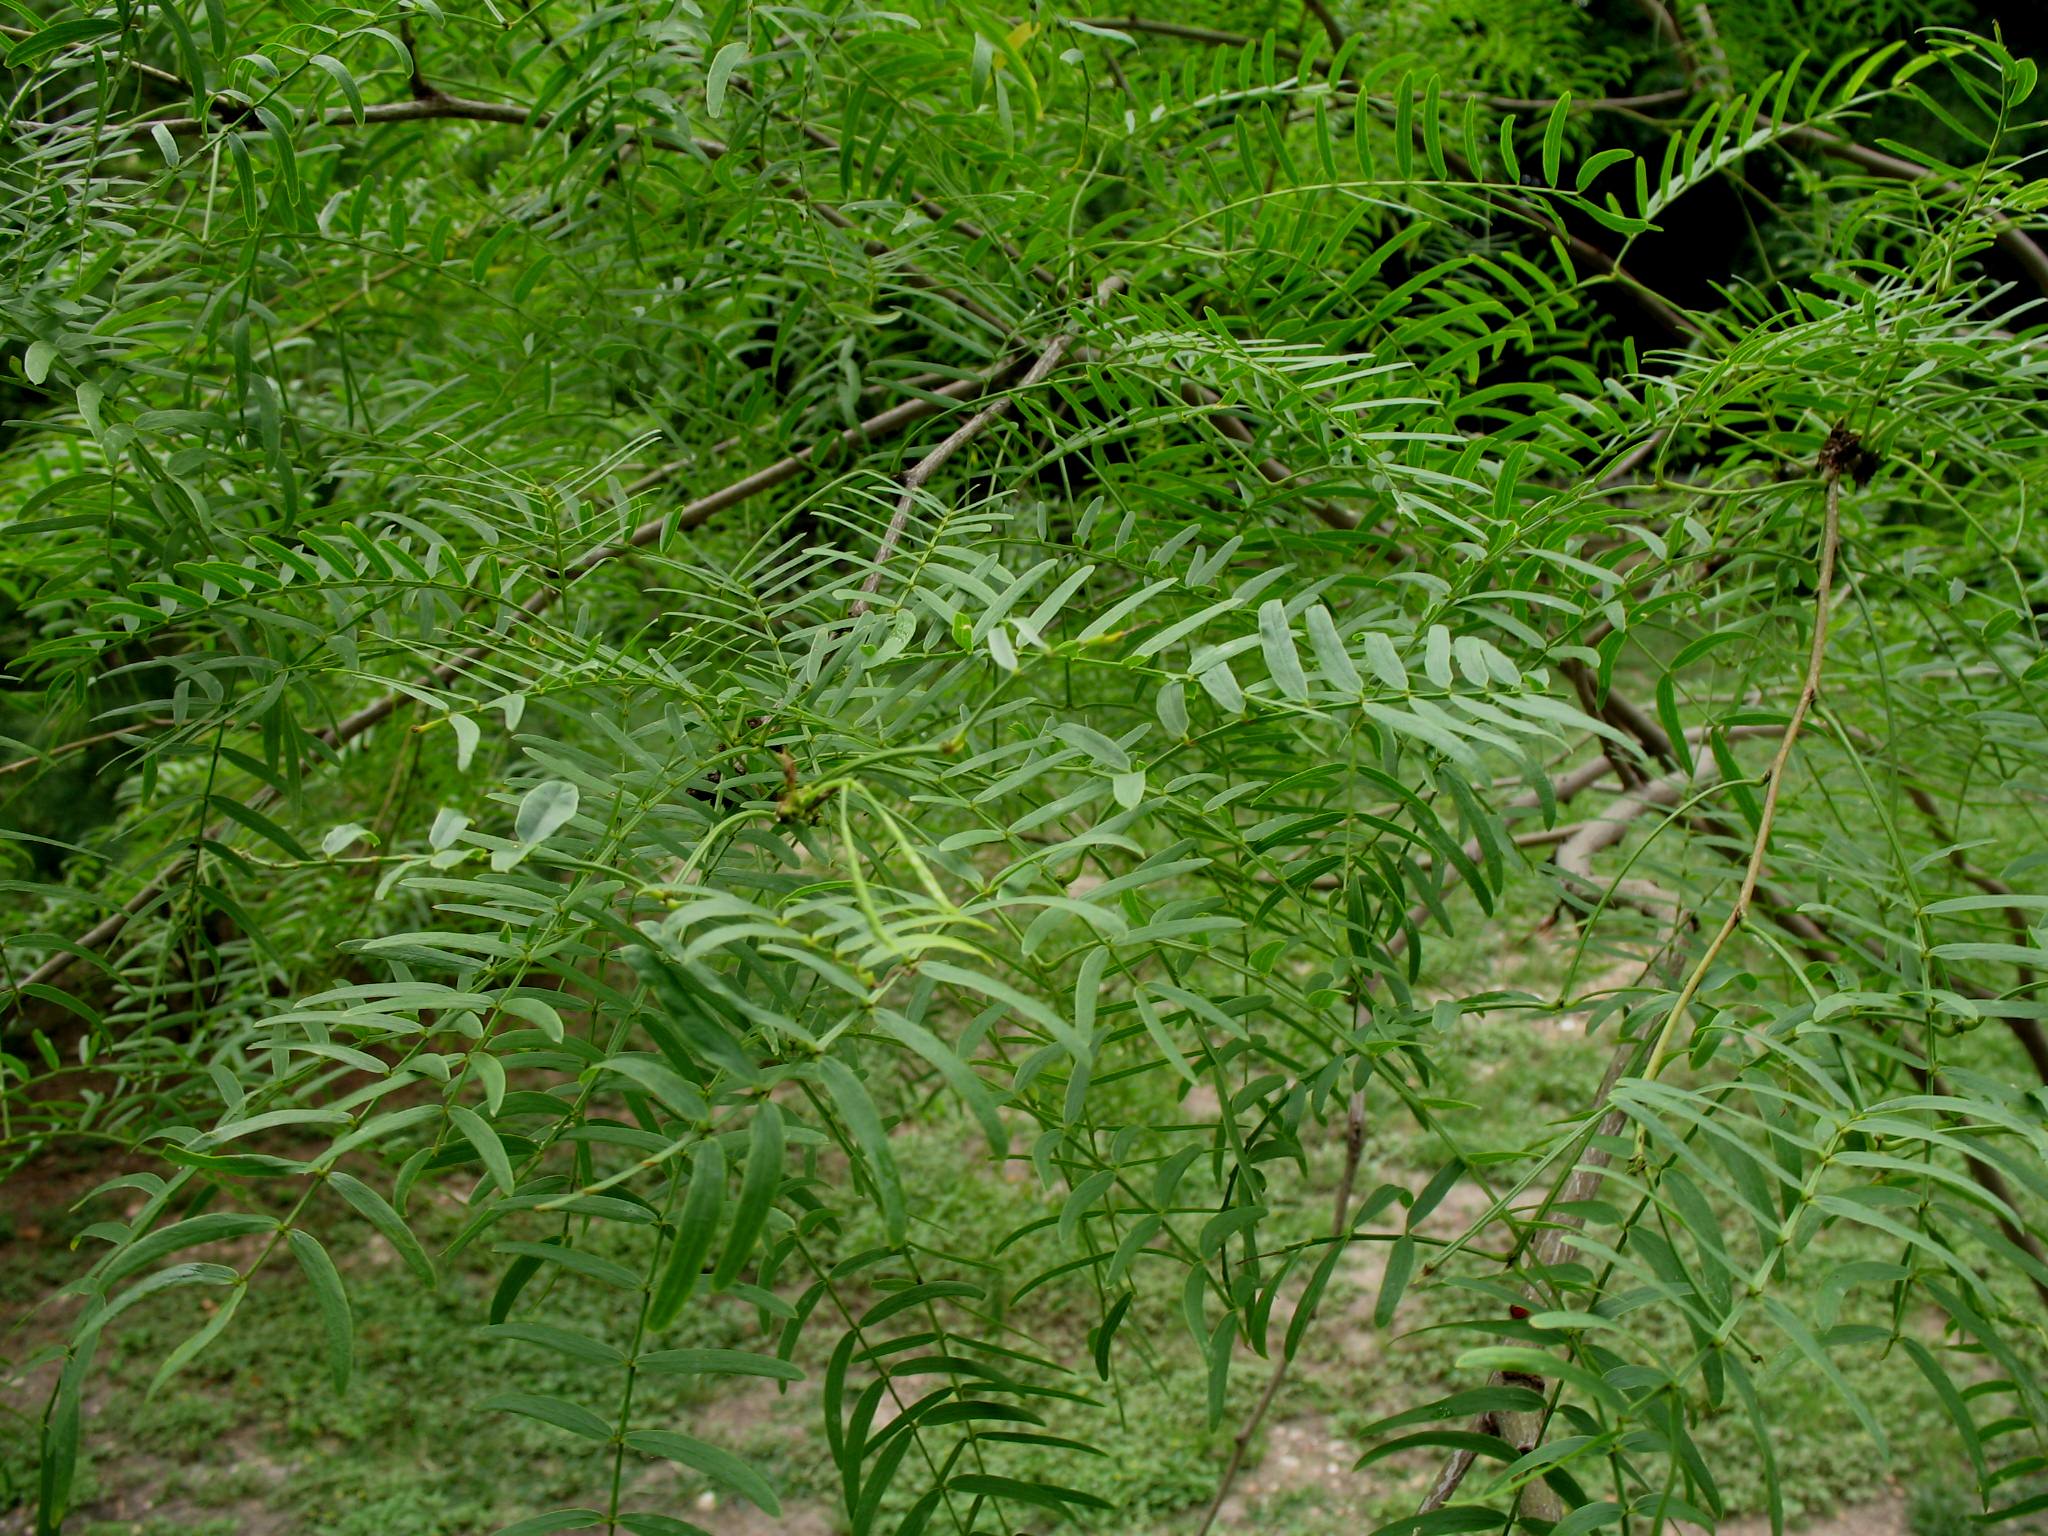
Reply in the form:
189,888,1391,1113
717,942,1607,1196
3,0,2048,1533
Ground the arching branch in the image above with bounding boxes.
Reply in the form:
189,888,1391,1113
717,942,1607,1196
8,359,1030,1001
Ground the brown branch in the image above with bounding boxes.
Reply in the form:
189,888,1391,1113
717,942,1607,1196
1585,677,2048,1089
1563,656,1648,790
1628,0,1699,75
1553,518,2048,1277
1411,524,2044,1532
1249,751,1695,1521
800,199,1009,333
0,720,176,777
1078,17,1275,52
1068,24,1687,116
1298,0,1344,51
1553,742,1775,921
1418,976,1673,1517
124,93,572,139
852,277,1126,615
12,46,1368,997
1419,908,2048,1516
1598,433,1666,492
1064,341,1370,529
1782,124,2048,299
1113,0,2048,327
399,17,436,103
27,31,1047,330
1487,88,1693,114
42,49,1015,342
338,362,1025,742
1176,378,1363,532
0,22,188,94
1273,821,1604,892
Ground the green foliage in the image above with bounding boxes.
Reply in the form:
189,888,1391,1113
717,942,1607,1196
3,0,2047,1533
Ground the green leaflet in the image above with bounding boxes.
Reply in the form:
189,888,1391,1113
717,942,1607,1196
287,1230,353,1393
102,1213,278,1287
329,1171,438,1294
650,1139,725,1328
147,1283,247,1398
711,1102,784,1290
636,1348,804,1380
449,1105,517,1198
622,1430,781,1514
812,1056,906,1244
485,1392,614,1442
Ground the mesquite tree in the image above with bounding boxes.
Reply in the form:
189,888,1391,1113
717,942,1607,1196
4,0,2048,1532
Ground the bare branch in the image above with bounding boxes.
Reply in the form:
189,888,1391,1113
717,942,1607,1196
852,276,1127,614
1553,735,1782,921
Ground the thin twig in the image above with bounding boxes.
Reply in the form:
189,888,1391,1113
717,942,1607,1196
1486,88,1693,113
0,720,177,777
50,92,599,141
1575,690,2048,1180
852,277,1126,615
44,43,1015,342
1597,430,1667,487
1416,875,1703,1516
1782,125,2048,297
1060,346,1367,530
1233,747,1716,1525
789,120,1061,289
1416,1029,1651,1516
1298,0,1344,51
1628,0,1698,74
1640,464,1844,1080
1286,822,1581,886
1175,378,1363,531
0,22,187,92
